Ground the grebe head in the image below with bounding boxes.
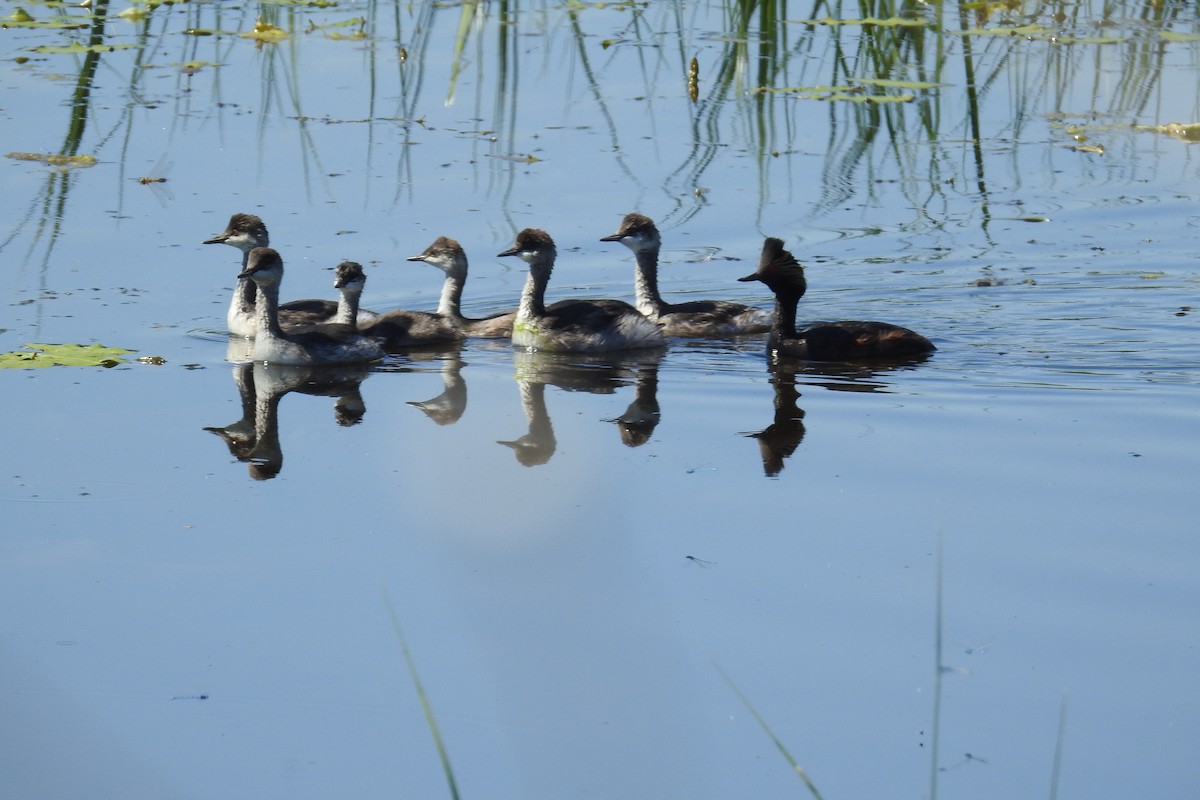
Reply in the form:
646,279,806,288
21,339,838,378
408,236,467,277
333,260,367,291
600,212,660,253
205,213,269,253
497,228,556,264
738,237,808,298
238,246,285,288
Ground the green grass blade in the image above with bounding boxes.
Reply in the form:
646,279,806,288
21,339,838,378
384,596,461,800
717,665,827,800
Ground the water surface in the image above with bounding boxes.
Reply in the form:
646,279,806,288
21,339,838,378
2,3,1198,798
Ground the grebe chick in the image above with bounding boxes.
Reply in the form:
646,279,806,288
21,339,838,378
239,248,385,366
334,260,465,349
601,213,773,336
738,238,936,361
497,228,666,353
407,236,515,338
204,212,378,337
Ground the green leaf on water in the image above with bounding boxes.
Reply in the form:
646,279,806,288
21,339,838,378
854,77,946,90
0,343,135,369
1136,122,1200,143
953,24,1052,37
4,8,90,29
793,16,929,28
6,152,97,168
30,43,137,54
1160,31,1200,43
117,6,150,22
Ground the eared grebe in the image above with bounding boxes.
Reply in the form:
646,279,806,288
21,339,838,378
407,236,516,338
333,260,465,349
204,212,377,337
497,228,666,353
600,213,773,336
738,238,936,361
239,248,385,366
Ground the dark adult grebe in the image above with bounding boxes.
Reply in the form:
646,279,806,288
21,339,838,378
738,238,936,361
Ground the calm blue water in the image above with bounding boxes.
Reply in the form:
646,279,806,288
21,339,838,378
2,3,1198,798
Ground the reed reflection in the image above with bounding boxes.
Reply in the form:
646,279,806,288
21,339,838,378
499,349,664,467
205,362,370,481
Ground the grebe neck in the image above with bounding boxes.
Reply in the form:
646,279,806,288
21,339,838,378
230,249,259,331
437,271,464,320
517,262,551,321
774,290,801,340
333,283,363,327
631,244,666,318
253,274,287,340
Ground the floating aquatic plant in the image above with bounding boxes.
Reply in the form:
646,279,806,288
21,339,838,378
30,42,137,54
6,152,97,168
242,19,289,44
0,343,134,369
3,7,90,29
1137,122,1200,143
793,16,929,28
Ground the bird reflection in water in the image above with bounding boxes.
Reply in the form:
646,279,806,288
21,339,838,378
499,349,664,466
746,363,807,478
611,359,661,447
746,356,936,477
399,346,468,426
205,362,370,480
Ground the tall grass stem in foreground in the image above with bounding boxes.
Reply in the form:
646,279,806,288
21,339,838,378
385,594,461,800
716,664,827,800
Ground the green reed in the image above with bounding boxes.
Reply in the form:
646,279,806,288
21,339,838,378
3,1,1198,263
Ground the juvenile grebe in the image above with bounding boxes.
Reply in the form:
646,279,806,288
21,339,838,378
407,236,515,338
239,247,385,366
738,238,936,361
600,213,773,336
497,228,666,353
204,212,377,336
333,260,465,349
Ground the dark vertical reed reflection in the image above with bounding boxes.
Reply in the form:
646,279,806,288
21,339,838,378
0,0,110,271
954,0,991,231
391,0,438,201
